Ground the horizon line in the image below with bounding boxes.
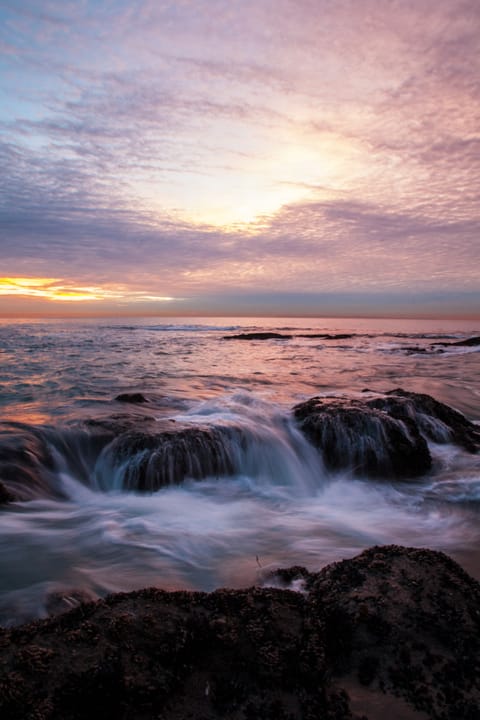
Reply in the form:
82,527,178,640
0,312,479,321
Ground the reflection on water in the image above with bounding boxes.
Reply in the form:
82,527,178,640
0,316,479,423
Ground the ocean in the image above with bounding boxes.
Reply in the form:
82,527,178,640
0,315,479,626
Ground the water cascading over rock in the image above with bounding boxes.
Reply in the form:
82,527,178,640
0,424,64,502
1,388,477,502
293,397,432,479
293,389,479,480
95,424,237,492
366,388,480,452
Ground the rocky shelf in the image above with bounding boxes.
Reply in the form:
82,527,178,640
0,545,479,719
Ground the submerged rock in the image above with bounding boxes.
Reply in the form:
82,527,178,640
223,331,354,341
433,335,480,348
1,545,478,719
367,388,480,452
115,392,149,404
297,333,354,340
223,332,293,340
293,397,431,479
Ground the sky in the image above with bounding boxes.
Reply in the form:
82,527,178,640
0,0,479,318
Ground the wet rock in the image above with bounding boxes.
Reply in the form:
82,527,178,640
402,346,428,355
293,397,432,478
96,424,237,491
115,392,149,404
1,546,479,719
83,414,160,436
297,333,354,340
223,332,354,341
45,589,97,617
368,388,480,452
433,335,480,347
0,417,238,500
223,332,293,340
0,586,353,720
0,423,65,502
309,545,480,720
0,480,15,505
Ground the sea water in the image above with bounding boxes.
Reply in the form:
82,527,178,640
0,316,478,625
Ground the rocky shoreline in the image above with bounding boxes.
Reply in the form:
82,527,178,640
0,388,478,502
1,386,479,717
0,545,479,719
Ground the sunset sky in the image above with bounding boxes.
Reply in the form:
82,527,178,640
1,0,479,317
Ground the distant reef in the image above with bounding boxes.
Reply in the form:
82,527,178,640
0,545,479,719
432,335,480,348
222,331,353,340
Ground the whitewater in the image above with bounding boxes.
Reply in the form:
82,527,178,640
0,316,479,626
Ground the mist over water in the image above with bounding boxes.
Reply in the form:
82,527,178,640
0,316,479,625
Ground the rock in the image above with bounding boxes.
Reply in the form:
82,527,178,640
367,388,480,452
83,414,160,436
0,418,238,500
0,480,14,505
308,545,480,719
223,332,354,341
0,586,353,720
0,423,65,502
293,397,432,478
402,346,428,355
45,589,97,617
1,545,479,719
223,332,293,340
96,424,237,491
115,392,149,404
297,333,354,340
433,335,480,347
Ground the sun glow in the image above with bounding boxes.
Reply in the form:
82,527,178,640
0,278,175,303
185,132,364,228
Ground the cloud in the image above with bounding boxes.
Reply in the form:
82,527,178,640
0,0,479,315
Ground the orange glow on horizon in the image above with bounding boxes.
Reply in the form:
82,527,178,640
0,278,176,304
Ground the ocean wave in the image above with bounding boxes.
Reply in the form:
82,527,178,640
102,324,242,332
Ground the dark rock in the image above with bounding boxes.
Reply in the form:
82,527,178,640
1,546,479,719
45,589,97,617
223,332,354,341
83,414,160,436
293,397,432,478
297,333,354,340
96,424,237,491
115,392,149,404
433,335,480,347
0,586,347,720
0,423,65,502
0,418,238,500
367,388,480,452
310,545,480,719
402,346,428,355
223,332,293,340
0,480,15,505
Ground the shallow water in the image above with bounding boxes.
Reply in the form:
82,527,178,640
0,316,479,625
